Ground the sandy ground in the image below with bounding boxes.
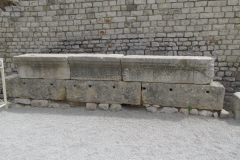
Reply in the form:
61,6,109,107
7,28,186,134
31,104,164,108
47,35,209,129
0,106,240,160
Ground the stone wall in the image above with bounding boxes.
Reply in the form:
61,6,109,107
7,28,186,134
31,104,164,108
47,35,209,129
0,0,240,109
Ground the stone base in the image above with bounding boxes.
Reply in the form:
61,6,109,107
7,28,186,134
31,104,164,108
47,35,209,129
231,92,240,120
142,82,225,110
6,75,66,100
66,80,141,105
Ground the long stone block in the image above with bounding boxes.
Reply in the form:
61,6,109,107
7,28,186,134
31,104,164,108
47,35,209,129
66,80,141,105
6,75,66,100
231,92,240,120
68,54,123,81
14,54,70,79
122,55,214,84
142,82,225,110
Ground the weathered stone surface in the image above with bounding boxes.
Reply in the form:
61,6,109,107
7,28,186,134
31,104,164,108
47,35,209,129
213,112,219,118
31,100,48,108
86,103,97,111
190,109,199,115
122,55,214,84
220,109,230,119
9,103,25,109
14,54,70,79
231,92,240,120
109,104,122,112
66,80,141,105
68,54,123,81
142,82,225,110
14,98,31,105
160,107,178,114
180,108,189,115
98,103,109,111
146,106,158,113
6,75,66,100
199,110,213,117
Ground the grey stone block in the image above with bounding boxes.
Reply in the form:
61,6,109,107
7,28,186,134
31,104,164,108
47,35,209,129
122,55,214,84
66,80,141,105
31,100,48,108
14,98,31,105
6,75,66,100
109,104,122,112
142,82,225,110
14,54,70,79
231,92,240,120
86,103,97,111
199,110,213,117
98,103,109,111
68,54,124,81
220,109,230,119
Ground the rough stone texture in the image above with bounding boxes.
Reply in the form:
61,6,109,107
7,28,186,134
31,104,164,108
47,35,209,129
190,109,199,115
8,103,24,109
213,112,219,118
98,103,109,111
142,82,225,110
231,92,240,120
6,75,66,100
14,98,30,105
180,108,189,115
122,55,214,84
199,110,213,117
146,106,158,113
220,109,230,119
31,100,48,108
86,103,97,111
14,54,70,79
66,80,141,105
68,54,123,81
48,102,70,109
160,107,178,114
109,104,122,112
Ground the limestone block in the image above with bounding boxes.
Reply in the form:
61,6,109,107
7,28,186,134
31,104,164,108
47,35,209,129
14,54,70,79
146,106,158,113
199,110,213,117
68,54,124,81
180,108,189,115
122,55,214,84
109,104,122,112
98,104,109,111
6,75,66,100
213,112,219,118
66,80,141,105
190,109,199,115
220,109,230,119
160,107,178,114
86,103,97,111
14,98,31,105
142,82,225,110
231,92,240,120
31,100,48,108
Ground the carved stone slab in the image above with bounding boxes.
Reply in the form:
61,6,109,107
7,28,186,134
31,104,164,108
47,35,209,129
66,80,141,105
14,54,70,79
122,55,214,84
231,92,240,120
6,74,66,100
142,82,225,110
68,54,124,81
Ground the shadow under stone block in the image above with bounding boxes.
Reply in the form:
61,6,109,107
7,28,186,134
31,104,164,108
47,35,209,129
66,80,141,105
6,74,66,100
142,82,225,110
68,54,123,81
14,54,70,79
122,55,214,84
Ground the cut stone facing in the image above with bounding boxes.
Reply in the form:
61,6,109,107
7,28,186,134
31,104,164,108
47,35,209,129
122,55,214,84
142,82,225,110
14,54,70,79
6,75,66,100
66,80,141,105
68,54,124,81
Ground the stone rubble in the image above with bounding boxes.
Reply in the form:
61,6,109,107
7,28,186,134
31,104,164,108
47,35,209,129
160,107,178,114
220,109,230,119
109,104,122,112
86,103,97,111
14,98,31,105
190,109,199,116
179,108,189,116
31,100,48,108
98,104,109,111
146,106,158,113
199,110,213,117
213,112,219,118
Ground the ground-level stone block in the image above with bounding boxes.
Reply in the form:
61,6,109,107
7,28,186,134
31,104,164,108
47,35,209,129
142,82,225,110
231,92,240,120
122,55,214,84
31,100,48,108
66,80,141,105
68,54,123,81
6,75,66,100
14,54,70,79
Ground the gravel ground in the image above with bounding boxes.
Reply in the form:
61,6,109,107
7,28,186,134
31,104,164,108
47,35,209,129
0,106,240,160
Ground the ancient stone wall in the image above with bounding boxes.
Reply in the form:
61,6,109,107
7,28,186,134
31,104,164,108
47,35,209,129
0,0,240,109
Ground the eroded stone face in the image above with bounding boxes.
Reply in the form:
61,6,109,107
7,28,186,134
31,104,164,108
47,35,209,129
122,55,214,84
14,54,70,79
142,82,225,110
6,75,66,100
231,92,240,120
68,54,123,81
66,80,141,105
